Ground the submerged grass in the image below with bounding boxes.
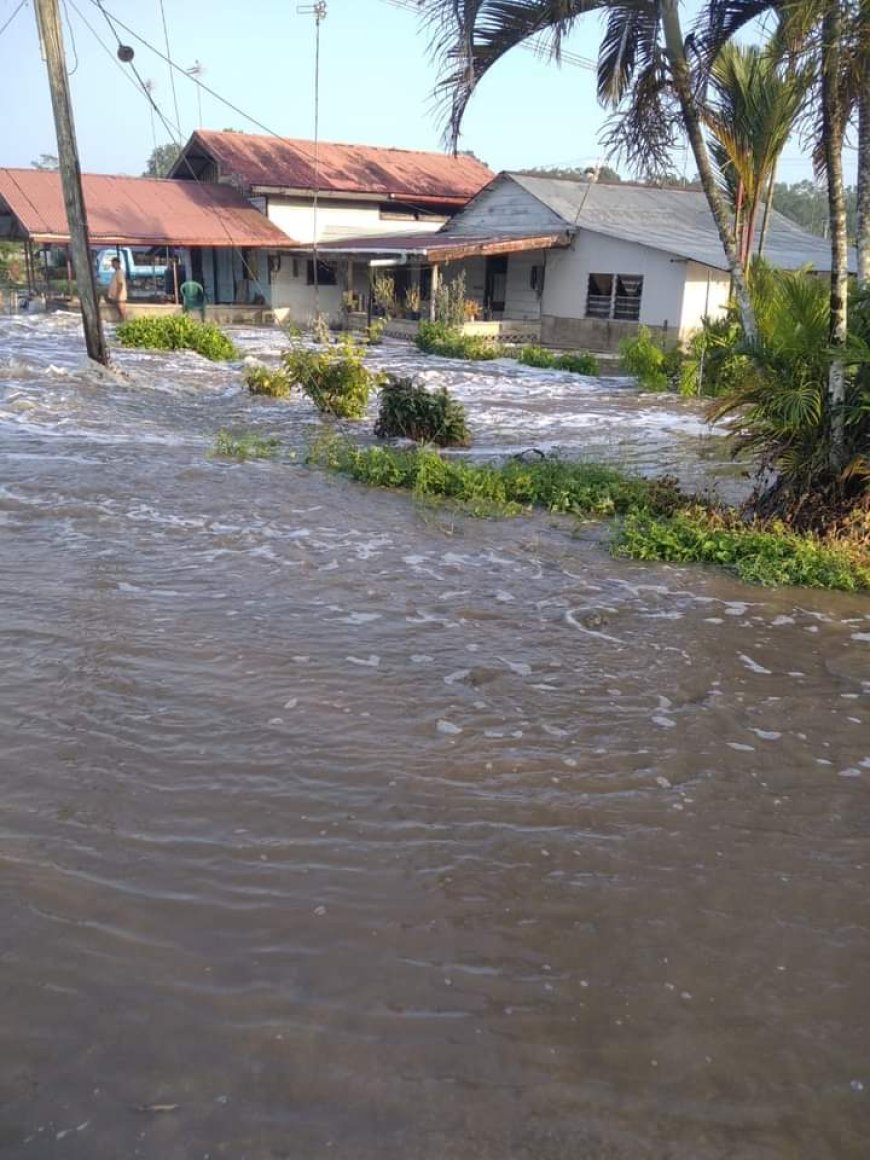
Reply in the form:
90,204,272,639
212,430,282,460
613,508,870,591
308,436,870,590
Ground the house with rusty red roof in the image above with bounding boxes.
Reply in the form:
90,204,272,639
0,166,294,314
169,130,494,319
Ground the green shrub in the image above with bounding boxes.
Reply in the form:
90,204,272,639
619,326,682,390
374,376,471,447
555,351,600,375
679,315,750,397
517,346,600,374
613,508,870,591
518,345,557,368
366,319,386,345
244,364,293,398
212,430,281,460
415,321,505,361
282,338,382,419
116,315,239,361
434,271,467,327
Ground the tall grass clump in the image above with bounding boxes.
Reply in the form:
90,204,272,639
415,321,505,361
374,376,470,447
116,315,239,361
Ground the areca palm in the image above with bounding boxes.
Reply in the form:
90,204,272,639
705,0,867,471
419,0,758,338
705,43,808,264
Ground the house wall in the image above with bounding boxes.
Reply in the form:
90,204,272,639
679,261,731,332
444,175,565,236
267,197,445,244
269,256,343,322
543,231,686,328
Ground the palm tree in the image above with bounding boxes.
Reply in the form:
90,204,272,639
705,0,861,471
419,0,757,338
705,43,808,266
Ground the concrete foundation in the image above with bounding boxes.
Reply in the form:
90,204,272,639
540,315,677,353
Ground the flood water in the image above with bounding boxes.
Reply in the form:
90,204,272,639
1,314,868,1159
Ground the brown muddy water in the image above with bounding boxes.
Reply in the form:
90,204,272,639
0,315,868,1159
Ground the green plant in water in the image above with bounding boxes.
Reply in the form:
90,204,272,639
415,321,505,361
619,327,681,391
374,376,471,447
518,346,599,374
613,508,869,591
243,364,293,398
212,430,281,460
283,337,383,419
116,315,239,361
366,318,386,345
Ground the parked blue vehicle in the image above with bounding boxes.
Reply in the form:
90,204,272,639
94,247,167,288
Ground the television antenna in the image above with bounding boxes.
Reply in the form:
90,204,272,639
297,2,327,315
186,59,205,128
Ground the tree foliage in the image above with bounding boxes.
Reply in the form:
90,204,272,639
143,143,182,178
31,153,59,170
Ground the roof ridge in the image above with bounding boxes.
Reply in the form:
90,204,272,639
196,130,490,165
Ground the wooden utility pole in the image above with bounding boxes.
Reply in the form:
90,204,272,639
34,0,109,366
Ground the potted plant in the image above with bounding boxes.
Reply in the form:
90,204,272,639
404,284,422,320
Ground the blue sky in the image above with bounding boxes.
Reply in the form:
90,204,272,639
0,0,850,183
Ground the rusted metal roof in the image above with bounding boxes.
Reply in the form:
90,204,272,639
0,169,295,247
312,231,571,263
176,131,494,204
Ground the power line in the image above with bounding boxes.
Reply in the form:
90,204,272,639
157,0,181,138
0,0,27,38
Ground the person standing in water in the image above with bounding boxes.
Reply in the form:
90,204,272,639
106,257,128,321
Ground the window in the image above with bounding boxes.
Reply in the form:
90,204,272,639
585,273,643,321
306,259,337,286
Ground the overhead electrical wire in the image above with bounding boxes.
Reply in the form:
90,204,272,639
0,0,27,39
157,0,182,137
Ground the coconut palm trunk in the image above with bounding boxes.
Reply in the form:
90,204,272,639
857,80,870,287
821,1,848,472
659,0,757,339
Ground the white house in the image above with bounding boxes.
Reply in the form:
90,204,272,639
315,172,847,349
169,131,494,319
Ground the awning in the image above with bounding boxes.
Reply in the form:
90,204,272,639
304,230,573,263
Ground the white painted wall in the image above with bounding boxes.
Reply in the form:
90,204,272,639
267,196,445,244
270,257,342,322
679,262,731,333
542,231,687,334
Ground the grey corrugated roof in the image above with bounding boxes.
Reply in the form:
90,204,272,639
508,172,852,273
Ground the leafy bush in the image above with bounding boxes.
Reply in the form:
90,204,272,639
415,321,505,361
518,346,599,375
613,508,870,591
116,315,239,361
619,326,681,391
212,430,281,460
679,315,750,397
244,364,293,398
556,351,600,375
283,338,382,419
367,319,386,345
374,376,471,447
